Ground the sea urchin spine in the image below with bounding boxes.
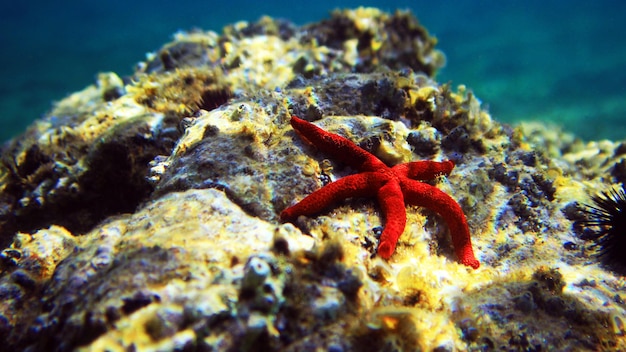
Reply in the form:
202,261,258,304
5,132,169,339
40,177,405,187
578,185,626,274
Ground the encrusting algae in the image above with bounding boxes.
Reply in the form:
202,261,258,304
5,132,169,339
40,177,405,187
0,7,624,351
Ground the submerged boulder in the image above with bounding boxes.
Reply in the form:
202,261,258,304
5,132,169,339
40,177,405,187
0,7,623,351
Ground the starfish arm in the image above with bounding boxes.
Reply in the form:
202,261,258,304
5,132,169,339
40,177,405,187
280,172,386,222
401,180,480,269
376,181,407,259
290,116,387,171
392,160,455,180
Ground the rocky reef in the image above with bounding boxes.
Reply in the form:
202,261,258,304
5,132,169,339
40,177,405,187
0,7,624,351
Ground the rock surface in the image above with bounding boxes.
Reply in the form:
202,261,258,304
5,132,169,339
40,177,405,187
0,7,624,351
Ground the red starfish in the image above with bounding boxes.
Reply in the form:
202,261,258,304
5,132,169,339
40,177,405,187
281,116,480,269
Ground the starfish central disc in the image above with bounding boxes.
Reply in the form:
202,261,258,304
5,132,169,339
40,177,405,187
280,116,480,269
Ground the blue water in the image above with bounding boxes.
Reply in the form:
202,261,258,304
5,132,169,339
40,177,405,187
1,1,625,142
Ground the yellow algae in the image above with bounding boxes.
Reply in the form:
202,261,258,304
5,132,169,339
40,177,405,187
342,39,359,67
348,7,384,32
553,176,593,203
7,225,78,279
374,126,413,165
410,86,438,106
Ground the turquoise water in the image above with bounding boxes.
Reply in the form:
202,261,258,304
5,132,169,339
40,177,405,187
1,1,625,142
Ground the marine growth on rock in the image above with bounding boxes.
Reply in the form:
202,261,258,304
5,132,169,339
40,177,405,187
0,7,624,351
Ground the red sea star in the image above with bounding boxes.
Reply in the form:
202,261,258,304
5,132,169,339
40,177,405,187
280,116,480,269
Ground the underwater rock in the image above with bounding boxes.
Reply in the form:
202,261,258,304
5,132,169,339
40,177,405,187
0,6,624,351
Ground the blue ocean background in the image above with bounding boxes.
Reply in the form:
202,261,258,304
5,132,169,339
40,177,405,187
1,1,625,143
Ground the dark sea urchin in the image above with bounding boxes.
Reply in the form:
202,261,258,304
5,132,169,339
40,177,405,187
577,185,626,274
